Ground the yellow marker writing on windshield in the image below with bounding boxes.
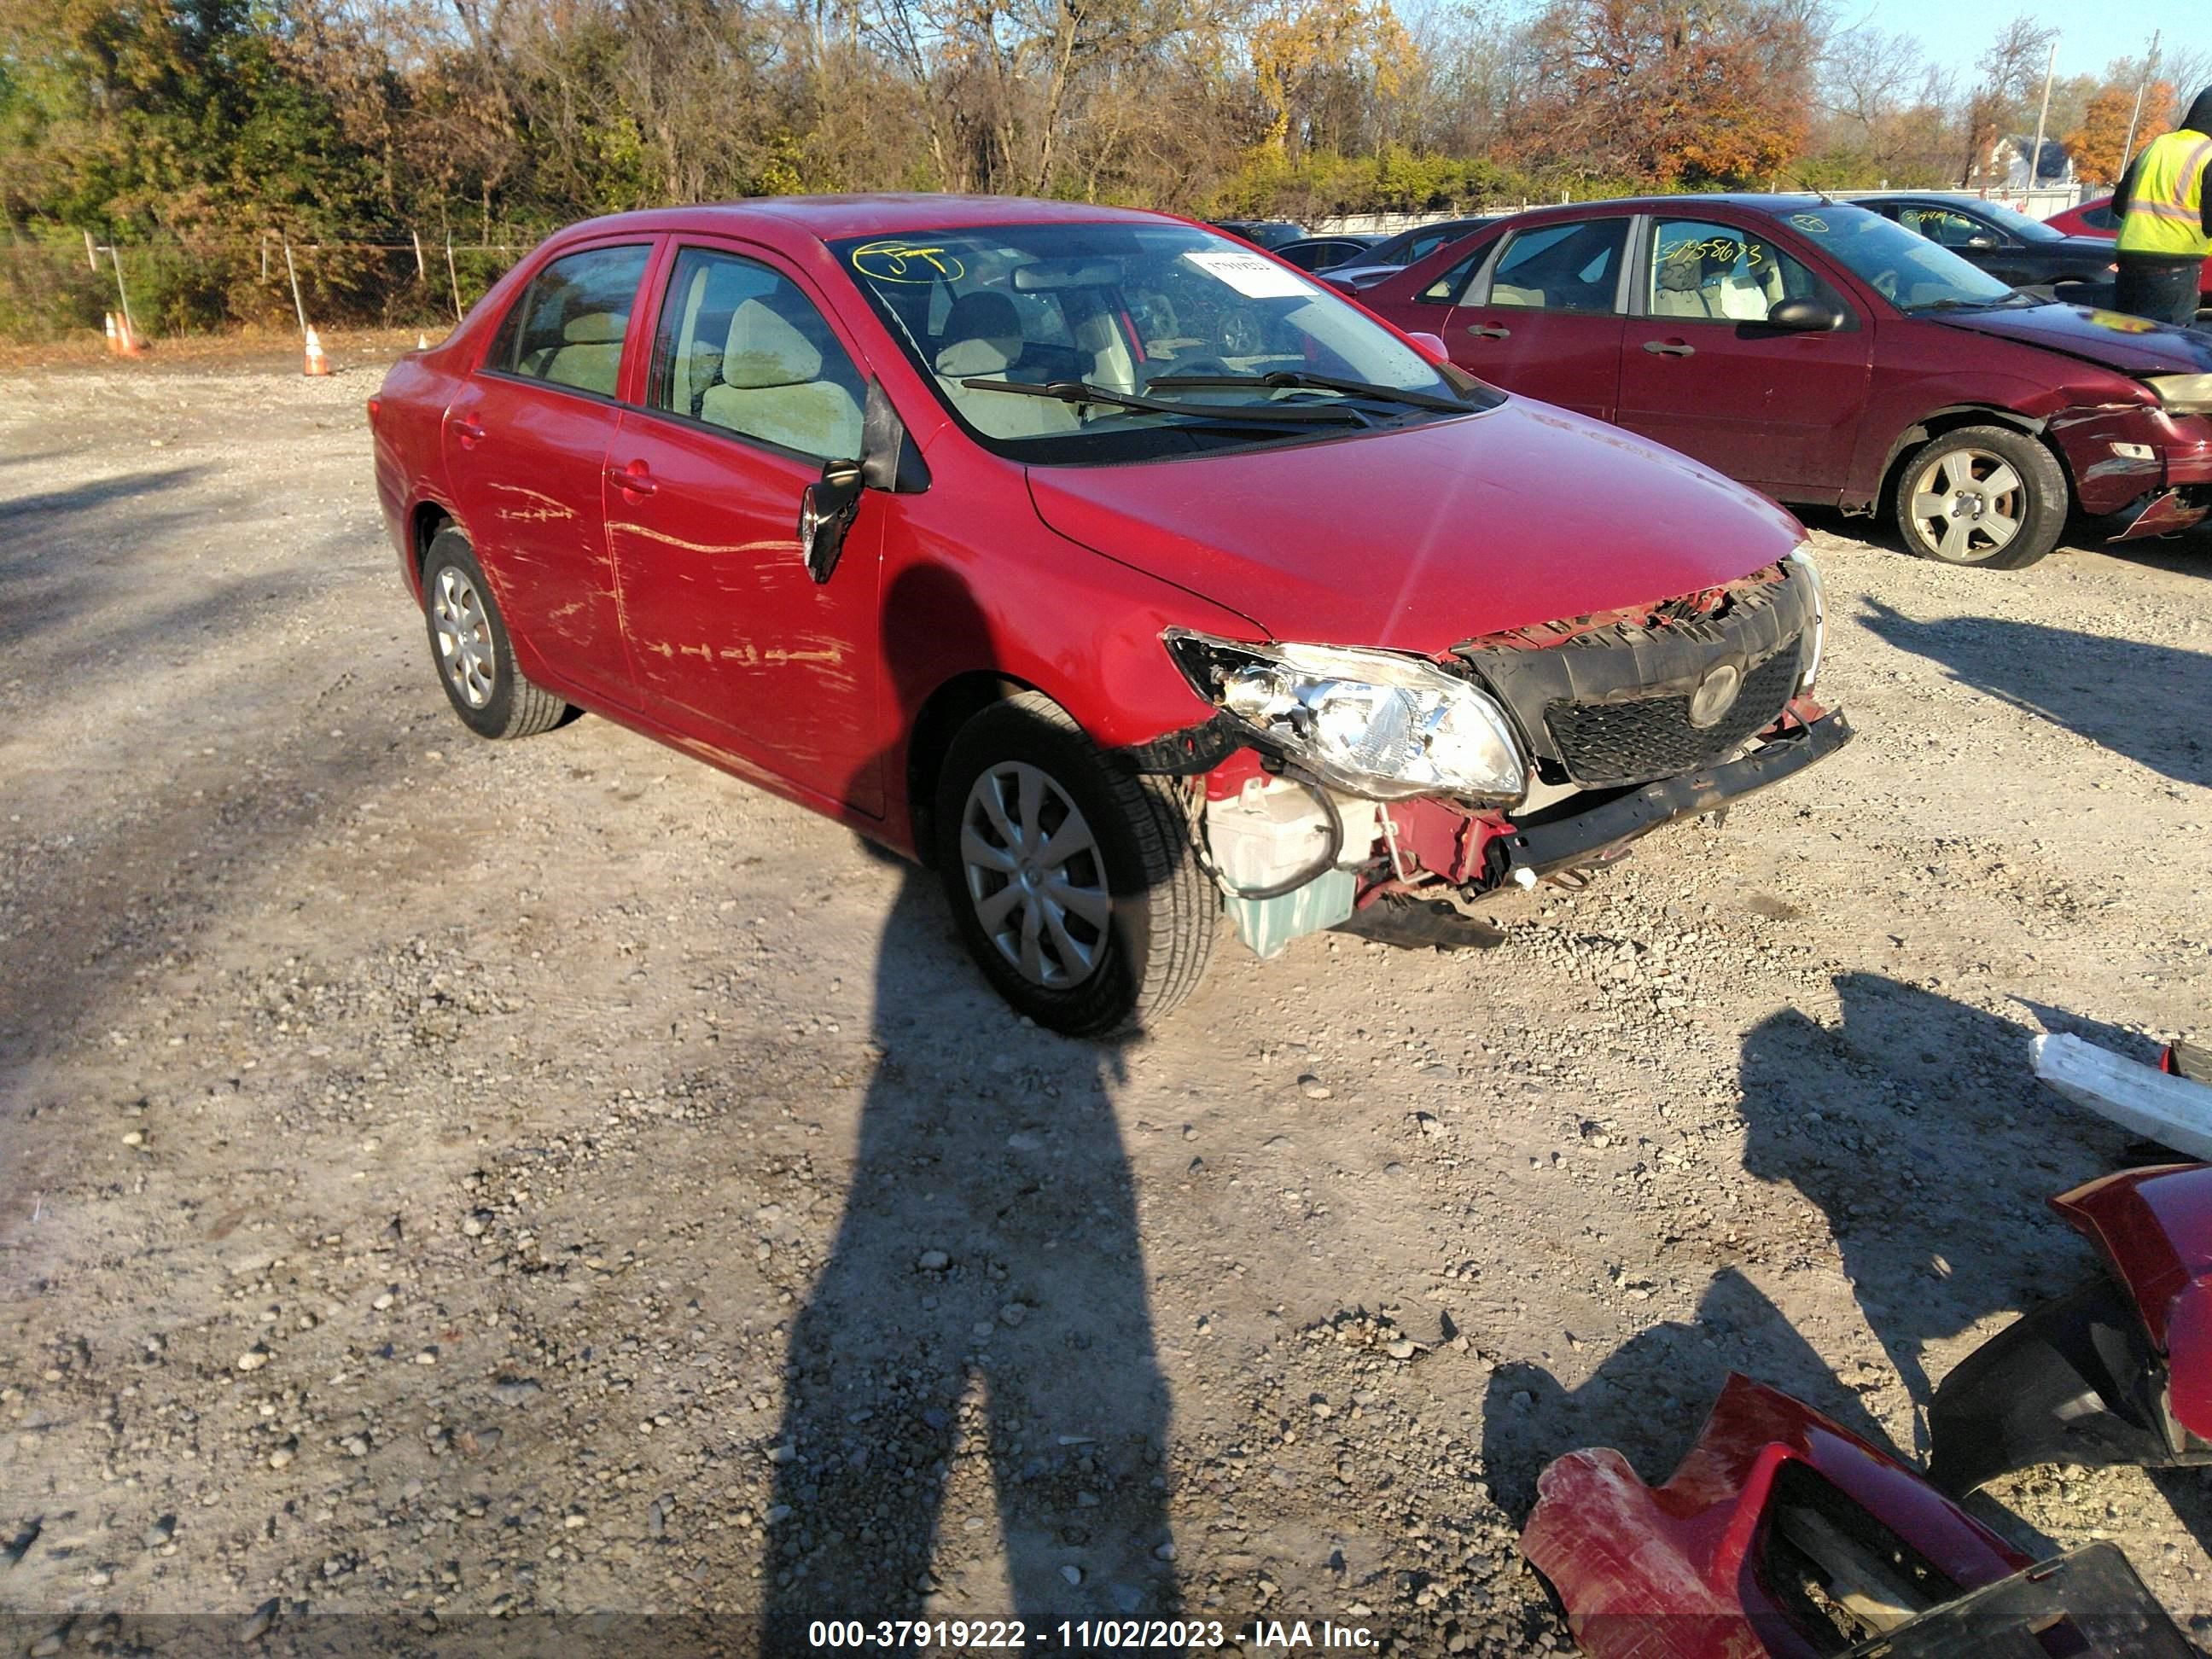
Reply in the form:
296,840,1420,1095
852,240,966,283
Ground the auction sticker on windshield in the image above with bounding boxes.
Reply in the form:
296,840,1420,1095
1184,247,1313,298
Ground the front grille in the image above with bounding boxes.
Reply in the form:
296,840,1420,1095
1543,646,1801,788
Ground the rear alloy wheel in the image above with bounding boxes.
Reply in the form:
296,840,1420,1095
421,526,570,739
1893,424,2067,571
934,692,1217,1037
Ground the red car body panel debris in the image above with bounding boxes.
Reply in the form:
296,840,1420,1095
1523,1374,2027,1659
2055,1163,2212,1441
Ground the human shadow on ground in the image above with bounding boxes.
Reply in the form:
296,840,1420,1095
1857,598,2212,788
1480,1266,1896,1528
1737,974,2106,1427
1739,973,2212,1557
760,563,1179,1651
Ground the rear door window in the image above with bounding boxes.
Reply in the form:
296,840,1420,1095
490,244,653,399
1477,220,1630,313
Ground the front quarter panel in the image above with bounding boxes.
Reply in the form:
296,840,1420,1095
1848,320,2147,511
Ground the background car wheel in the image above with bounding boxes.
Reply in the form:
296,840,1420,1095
1892,425,2067,570
421,526,569,739
934,691,1218,1037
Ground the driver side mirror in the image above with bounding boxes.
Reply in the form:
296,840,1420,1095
1405,329,1450,363
1965,234,1999,250
1765,298,1845,334
798,380,930,585
799,457,864,585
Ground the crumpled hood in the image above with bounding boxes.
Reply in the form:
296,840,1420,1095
1024,399,1807,654
1936,304,2212,375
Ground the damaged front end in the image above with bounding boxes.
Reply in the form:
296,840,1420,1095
1134,553,1849,959
1927,1161,2212,1495
1522,1373,2192,1659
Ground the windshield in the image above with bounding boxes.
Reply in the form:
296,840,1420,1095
1779,205,2026,312
1972,200,2066,242
830,221,1489,463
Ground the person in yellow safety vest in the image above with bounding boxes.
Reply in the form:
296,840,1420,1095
2112,84,2212,325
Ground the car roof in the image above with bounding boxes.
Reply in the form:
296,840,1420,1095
1854,193,1993,206
543,194,1176,248
1487,193,1848,222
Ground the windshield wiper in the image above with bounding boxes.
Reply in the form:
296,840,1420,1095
1906,291,2043,314
1144,369,1470,413
961,377,1368,428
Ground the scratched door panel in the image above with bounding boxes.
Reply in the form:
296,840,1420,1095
442,377,637,708
602,410,885,818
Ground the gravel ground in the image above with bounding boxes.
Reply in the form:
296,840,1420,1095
2,340,2209,1656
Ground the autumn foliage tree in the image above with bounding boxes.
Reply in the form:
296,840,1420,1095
2065,82,2172,186
1507,0,1821,187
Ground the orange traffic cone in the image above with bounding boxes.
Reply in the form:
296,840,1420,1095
104,313,119,354
303,326,330,376
114,313,147,358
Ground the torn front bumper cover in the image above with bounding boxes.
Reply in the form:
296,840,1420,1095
1498,708,1852,881
2106,486,2211,542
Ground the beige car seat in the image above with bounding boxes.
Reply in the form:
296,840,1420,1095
1489,282,1548,308
539,312,627,395
1716,259,1784,321
699,300,864,459
1652,256,1715,319
933,291,1079,438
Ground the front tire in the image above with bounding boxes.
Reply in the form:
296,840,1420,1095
1892,424,2068,570
421,526,569,739
934,692,1218,1037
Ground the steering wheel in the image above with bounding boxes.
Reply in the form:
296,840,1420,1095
1872,270,1900,301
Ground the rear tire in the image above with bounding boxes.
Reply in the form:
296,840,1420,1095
421,526,569,739
934,692,1217,1037
1891,424,2067,570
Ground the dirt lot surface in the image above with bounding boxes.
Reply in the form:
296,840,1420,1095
3,339,2211,1656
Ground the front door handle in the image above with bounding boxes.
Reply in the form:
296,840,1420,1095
1643,340,1696,358
1464,323,1511,340
448,414,485,447
609,458,657,498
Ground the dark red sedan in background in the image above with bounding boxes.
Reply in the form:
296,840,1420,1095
1345,195,2212,568
370,195,1845,1033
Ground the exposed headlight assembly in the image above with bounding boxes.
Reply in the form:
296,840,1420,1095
1784,544,1823,692
2145,373,2212,414
1165,632,1526,802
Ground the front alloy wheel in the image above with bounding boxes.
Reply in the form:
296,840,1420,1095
1892,424,2067,571
1908,447,2023,563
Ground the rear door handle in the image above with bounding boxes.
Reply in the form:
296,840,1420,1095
608,458,657,498
1464,323,1511,340
447,414,485,446
1643,340,1696,358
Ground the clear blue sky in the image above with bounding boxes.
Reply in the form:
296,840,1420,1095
1837,0,2166,81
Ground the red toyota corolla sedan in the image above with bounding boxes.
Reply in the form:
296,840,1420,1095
370,195,1848,1033
1342,195,2212,568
